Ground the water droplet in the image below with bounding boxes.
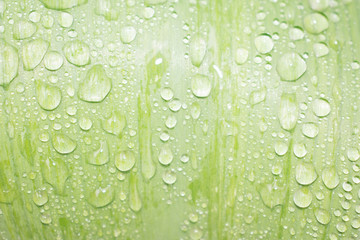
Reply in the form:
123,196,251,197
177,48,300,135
143,7,155,19
115,150,136,172
278,93,298,131
33,189,48,206
52,133,77,154
304,13,329,34
102,111,126,136
165,115,177,129
35,80,62,110
87,186,114,208
57,12,73,28
313,43,329,58
351,218,360,229
189,34,207,67
276,52,306,81
22,39,49,70
259,182,285,209
160,87,174,101
302,122,319,138
293,187,312,208
43,51,64,71
162,170,177,184
293,143,307,158
190,102,201,119
78,65,112,102
129,173,142,212
79,117,92,131
249,87,267,105
275,141,288,156
191,74,211,98
289,27,304,41
0,40,19,87
189,228,203,240
13,20,36,40
144,0,167,5
254,34,274,54
336,222,347,233
63,40,90,66
347,148,359,162
180,154,189,163
308,0,329,11
29,11,41,23
41,157,69,194
87,140,109,165
235,48,248,65
120,26,137,44
40,214,52,225
322,167,339,189
312,98,331,117
40,0,87,10
42,15,54,29
296,163,317,185
158,144,173,165
342,181,352,192
168,98,182,112
95,0,119,21
315,208,331,225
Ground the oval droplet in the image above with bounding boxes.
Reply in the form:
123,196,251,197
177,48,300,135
278,93,298,131
295,163,317,185
40,0,87,10
120,26,137,44
303,13,329,34
63,40,90,66
43,51,64,71
276,52,307,81
162,170,177,185
315,208,331,225
87,140,109,165
308,0,329,11
302,122,319,138
22,39,49,71
115,150,136,172
35,80,62,111
313,43,329,58
13,20,36,40
322,167,339,189
191,74,211,98
312,98,331,117
102,111,126,136
158,145,173,165
293,187,312,208
0,40,19,87
87,186,114,208
33,189,48,206
52,133,77,154
189,34,207,67
40,157,69,194
254,34,274,54
235,48,249,65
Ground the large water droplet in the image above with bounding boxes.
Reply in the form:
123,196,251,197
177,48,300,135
129,173,142,212
158,144,173,165
162,170,177,185
78,65,112,102
87,186,114,208
308,0,329,12
35,80,62,111
347,147,360,162
302,122,319,138
191,74,211,98
276,52,306,81
275,141,288,156
315,208,331,225
120,26,137,44
102,111,126,136
189,34,207,67
313,43,329,58
43,51,64,71
312,98,331,117
33,189,48,206
295,163,317,185
293,187,312,208
57,12,73,28
250,87,267,105
254,34,274,54
63,40,90,66
278,93,298,131
303,13,329,34
40,0,88,10
235,48,248,65
115,150,136,172
87,140,109,165
293,143,307,158
322,167,339,189
259,182,285,209
13,20,36,40
22,39,49,70
41,157,69,194
0,40,19,87
52,133,77,154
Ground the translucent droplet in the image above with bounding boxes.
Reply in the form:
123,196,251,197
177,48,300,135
13,20,36,40
308,0,329,12
259,182,285,209
191,74,212,98
40,214,52,225
102,111,126,136
303,13,329,34
78,65,112,102
235,48,249,65
120,26,137,44
189,228,203,240
293,187,312,208
35,80,62,111
43,51,64,71
180,154,189,163
22,39,49,70
315,208,331,225
165,115,177,129
347,148,359,162
336,222,347,233
249,87,267,105
63,40,90,66
41,157,69,194
190,102,201,119
162,170,177,185
87,186,114,208
295,163,317,185
289,27,304,41
57,12,73,28
129,173,142,212
39,0,87,10
254,34,274,54
33,189,48,206
293,143,307,158
52,133,76,154
275,141,288,156
29,11,41,23
79,117,92,131
87,140,109,165
322,167,339,189
158,145,173,165
302,122,319,138
0,40,19,87
312,98,331,117
115,150,136,172
276,52,306,81
342,181,352,192
42,15,54,29
189,34,207,67
160,87,174,101
278,93,298,131
168,98,182,112
313,43,329,58
351,218,360,229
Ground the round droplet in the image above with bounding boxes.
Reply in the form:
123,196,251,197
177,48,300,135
165,115,177,129
296,163,317,185
40,214,52,225
158,145,173,165
189,228,203,240
289,27,304,41
52,133,76,154
162,170,177,185
35,80,61,111
315,208,331,225
115,150,136,172
29,11,41,23
120,26,137,44
57,12,73,28
168,98,182,112
308,0,329,12
351,219,360,229
63,40,90,66
160,87,174,101
87,186,114,208
322,167,339,189
336,222,347,233
342,182,352,192
293,187,312,208
303,13,329,34
313,43,329,58
79,117,92,130
293,143,307,158
102,111,126,136
276,52,307,81
347,148,359,162
235,48,249,65
13,20,36,40
44,51,64,71
254,34,274,54
180,154,189,163
191,74,211,98
275,141,288,156
33,189,48,206
302,123,319,138
312,98,331,117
